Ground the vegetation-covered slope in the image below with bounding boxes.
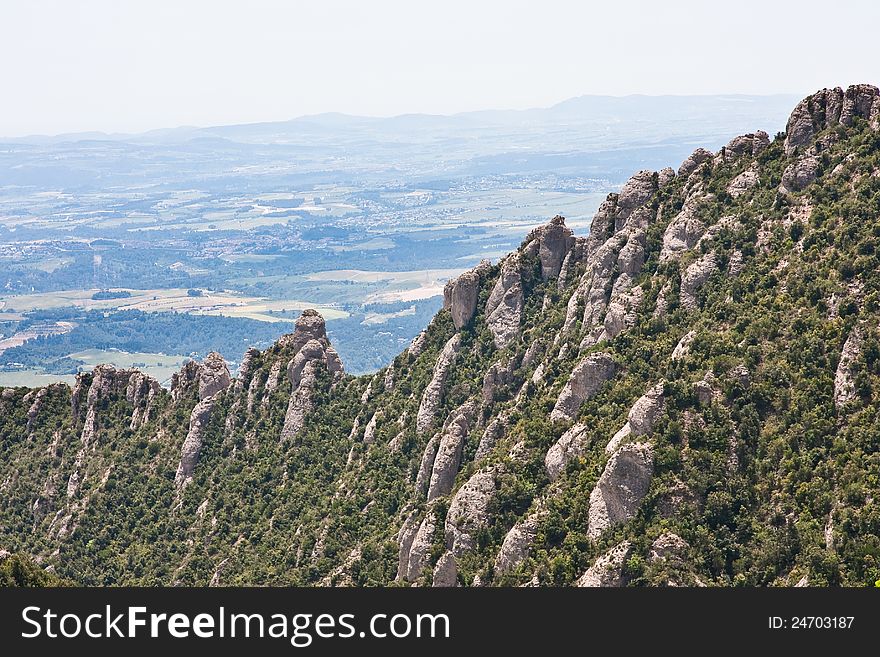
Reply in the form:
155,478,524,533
1,84,880,587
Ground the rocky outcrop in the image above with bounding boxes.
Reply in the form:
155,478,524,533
784,84,880,155
550,352,617,422
445,466,498,556
523,215,576,280
780,155,820,193
677,148,713,178
443,260,490,329
416,334,461,433
403,512,437,582
198,352,231,401
650,532,689,561
615,171,656,230
482,360,513,404
415,434,441,494
671,330,696,361
545,423,589,481
721,131,770,160
727,166,760,198
606,382,664,454
475,415,506,461
174,397,215,487
25,388,49,432
396,512,421,581
432,551,458,587
834,327,863,408
280,311,345,441
587,442,654,539
576,541,632,587
659,193,710,261
362,412,379,444
495,508,546,576
427,404,474,501
407,330,429,358
680,252,718,310
485,255,524,349
126,371,160,430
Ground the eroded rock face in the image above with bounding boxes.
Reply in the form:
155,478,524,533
785,85,880,155
407,330,429,358
485,255,524,349
495,509,545,576
615,171,656,230
680,253,718,310
524,215,576,280
727,167,760,198
722,131,770,160
443,261,490,329
587,442,654,539
482,360,514,404
174,397,215,487
416,334,462,434
396,512,421,581
677,148,713,178
405,513,437,582
650,532,689,561
781,153,820,193
280,310,346,441
660,194,709,262
545,423,589,481
606,382,664,454
550,353,617,422
834,327,863,408
671,330,696,361
475,415,507,462
198,352,231,401
427,405,474,502
445,467,498,556
432,551,458,587
576,541,632,587
126,371,160,430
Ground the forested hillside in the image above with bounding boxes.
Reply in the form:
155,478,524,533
2,85,880,587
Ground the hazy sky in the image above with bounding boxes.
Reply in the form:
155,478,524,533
2,0,879,136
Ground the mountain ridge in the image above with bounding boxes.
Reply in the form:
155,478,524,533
2,84,880,587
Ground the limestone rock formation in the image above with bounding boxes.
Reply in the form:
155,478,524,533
677,148,713,178
545,423,589,481
494,509,545,576
395,512,421,581
721,131,770,160
198,352,232,401
671,330,696,361
576,541,632,587
781,155,820,193
727,166,760,198
445,467,498,556
606,382,664,454
482,360,513,404
280,310,346,441
680,252,718,310
485,255,524,349
443,260,490,329
550,353,617,422
659,193,709,262
785,84,880,155
523,215,575,280
416,334,461,433
174,397,215,487
431,551,458,587
404,512,437,582
587,442,654,539
834,327,863,408
427,405,474,502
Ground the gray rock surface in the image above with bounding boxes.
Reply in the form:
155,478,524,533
727,167,760,197
607,382,664,454
524,215,575,279
680,253,718,310
405,513,437,582
781,155,820,193
550,352,617,422
671,330,696,361
427,405,474,501
485,255,524,349
834,327,863,408
198,352,231,401
494,509,545,575
443,261,490,329
576,541,632,587
445,467,498,555
659,194,709,261
785,85,880,155
431,551,458,587
587,442,654,539
677,148,713,178
416,334,462,433
545,423,589,481
174,397,215,487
